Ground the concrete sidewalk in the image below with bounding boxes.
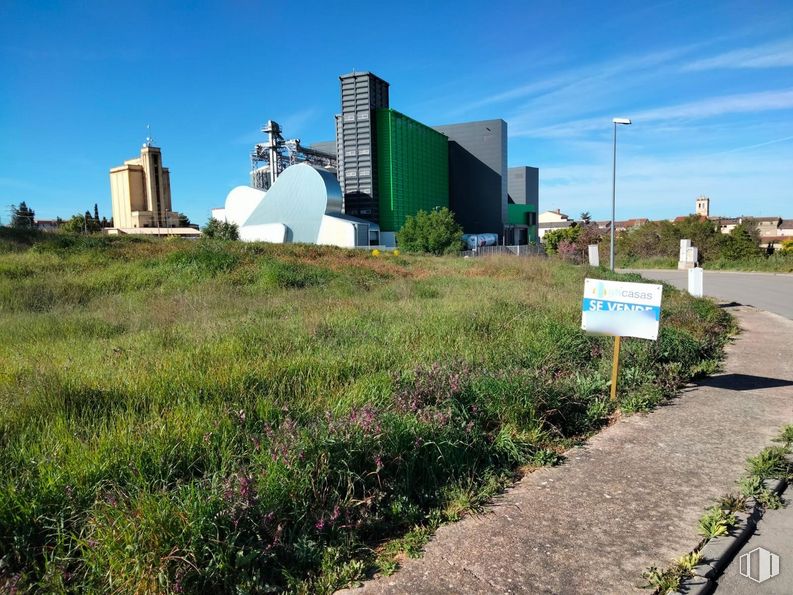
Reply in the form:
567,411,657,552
340,307,793,594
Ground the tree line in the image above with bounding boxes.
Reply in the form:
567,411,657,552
8,201,111,232
544,215,792,264
7,202,193,233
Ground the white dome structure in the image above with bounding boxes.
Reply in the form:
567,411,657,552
217,164,379,248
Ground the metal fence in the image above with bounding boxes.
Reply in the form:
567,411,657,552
460,244,546,258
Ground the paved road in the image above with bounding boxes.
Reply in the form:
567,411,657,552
622,269,793,320
715,483,793,594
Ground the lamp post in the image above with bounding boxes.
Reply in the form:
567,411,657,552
610,117,631,271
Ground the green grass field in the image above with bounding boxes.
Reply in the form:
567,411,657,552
0,234,732,593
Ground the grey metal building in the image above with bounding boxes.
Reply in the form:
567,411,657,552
506,166,540,244
335,71,389,221
507,166,539,207
432,119,508,238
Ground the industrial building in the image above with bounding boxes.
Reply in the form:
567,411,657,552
506,166,540,245
217,70,539,247
215,163,379,247
376,109,449,238
108,139,200,237
432,119,508,239
335,71,390,222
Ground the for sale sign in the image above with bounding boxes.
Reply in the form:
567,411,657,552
581,278,663,340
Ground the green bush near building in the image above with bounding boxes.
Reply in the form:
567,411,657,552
396,207,464,255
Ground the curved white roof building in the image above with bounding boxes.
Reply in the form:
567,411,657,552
215,164,379,247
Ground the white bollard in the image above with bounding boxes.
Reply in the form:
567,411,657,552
679,239,691,262
588,244,600,267
688,267,703,298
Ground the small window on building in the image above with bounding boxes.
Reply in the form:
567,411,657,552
357,111,369,120
343,113,355,122
359,168,371,176
359,147,370,155
346,169,357,178
345,148,357,157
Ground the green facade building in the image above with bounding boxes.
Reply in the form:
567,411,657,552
507,203,539,243
375,108,449,232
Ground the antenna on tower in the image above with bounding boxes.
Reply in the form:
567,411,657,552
144,124,154,148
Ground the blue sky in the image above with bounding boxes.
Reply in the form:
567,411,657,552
2,0,792,224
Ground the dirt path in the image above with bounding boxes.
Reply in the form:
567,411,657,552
339,307,793,594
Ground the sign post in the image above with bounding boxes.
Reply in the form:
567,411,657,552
581,278,663,400
610,336,621,401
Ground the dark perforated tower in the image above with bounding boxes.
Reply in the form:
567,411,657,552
335,72,390,222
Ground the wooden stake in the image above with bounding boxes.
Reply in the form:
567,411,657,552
610,335,621,401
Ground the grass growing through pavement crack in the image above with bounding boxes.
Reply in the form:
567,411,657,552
643,424,793,594
0,231,734,593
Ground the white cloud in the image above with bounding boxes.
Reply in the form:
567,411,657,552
683,39,793,71
447,44,704,118
513,88,793,139
633,88,793,121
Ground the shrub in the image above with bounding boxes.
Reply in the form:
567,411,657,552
542,225,579,254
553,224,603,263
202,217,239,240
396,208,463,255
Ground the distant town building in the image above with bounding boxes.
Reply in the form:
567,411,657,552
746,216,784,248
680,197,787,249
35,219,60,232
539,209,571,223
537,196,790,250
713,217,739,234
695,195,710,217
538,209,573,239
108,141,199,237
615,218,648,231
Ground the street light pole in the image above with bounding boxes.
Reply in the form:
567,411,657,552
610,117,631,271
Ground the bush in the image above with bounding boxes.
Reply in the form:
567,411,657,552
202,218,239,240
396,208,463,255
615,216,772,267
720,223,762,260
542,225,579,254
548,224,603,263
